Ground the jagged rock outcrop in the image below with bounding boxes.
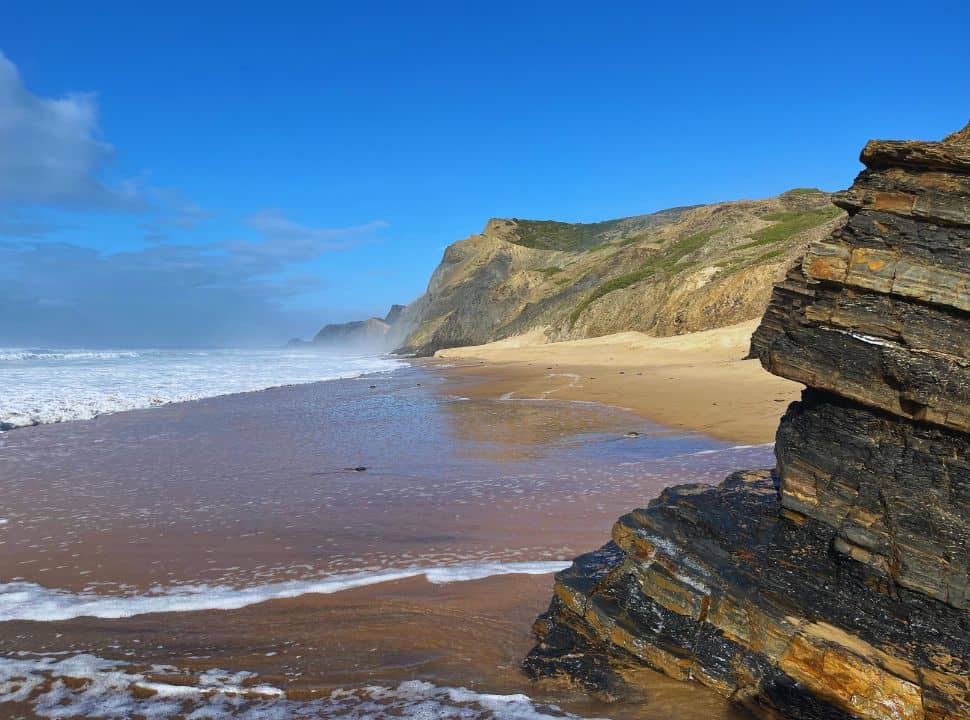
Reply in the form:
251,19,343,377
394,191,844,355
314,316,389,348
383,304,406,326
524,124,970,719
308,305,409,352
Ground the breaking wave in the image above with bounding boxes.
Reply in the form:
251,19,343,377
0,561,570,622
0,349,144,362
0,347,404,430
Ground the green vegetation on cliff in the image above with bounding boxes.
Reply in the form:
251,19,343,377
394,189,846,355
569,228,722,326
509,219,624,251
537,266,564,276
508,205,698,251
741,205,844,249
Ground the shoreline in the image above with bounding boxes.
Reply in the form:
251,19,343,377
2,320,793,444
0,334,775,720
0,362,405,433
1,572,746,720
427,320,802,445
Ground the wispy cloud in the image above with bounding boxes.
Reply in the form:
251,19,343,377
138,189,215,242
0,208,68,238
245,209,387,248
0,218,386,346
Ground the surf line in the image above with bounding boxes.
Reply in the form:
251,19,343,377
0,560,570,622
0,654,603,720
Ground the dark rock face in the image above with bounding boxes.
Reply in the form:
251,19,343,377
776,390,968,610
525,123,970,719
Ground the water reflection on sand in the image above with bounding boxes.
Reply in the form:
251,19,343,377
0,366,769,719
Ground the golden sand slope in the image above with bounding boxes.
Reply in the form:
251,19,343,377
433,320,802,444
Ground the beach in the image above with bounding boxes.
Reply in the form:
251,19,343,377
0,351,776,718
434,320,801,444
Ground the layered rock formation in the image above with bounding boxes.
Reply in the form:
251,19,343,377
524,125,970,719
394,190,843,355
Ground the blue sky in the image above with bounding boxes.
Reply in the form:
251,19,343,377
1,1,968,346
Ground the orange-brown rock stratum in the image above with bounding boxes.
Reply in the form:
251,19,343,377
524,123,970,720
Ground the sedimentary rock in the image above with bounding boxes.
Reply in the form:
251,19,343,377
392,190,843,355
525,124,970,719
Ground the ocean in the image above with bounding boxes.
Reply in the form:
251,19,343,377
0,358,768,719
0,347,403,430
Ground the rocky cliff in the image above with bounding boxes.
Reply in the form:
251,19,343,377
309,306,404,352
395,190,845,355
523,124,970,720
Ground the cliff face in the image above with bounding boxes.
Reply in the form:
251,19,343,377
395,191,844,355
311,306,404,352
524,124,970,720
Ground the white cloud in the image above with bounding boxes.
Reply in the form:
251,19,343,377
0,51,144,210
0,52,214,237
0,52,385,345
150,187,214,229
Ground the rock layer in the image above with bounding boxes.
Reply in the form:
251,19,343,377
525,124,970,719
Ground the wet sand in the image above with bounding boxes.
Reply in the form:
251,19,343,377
0,365,773,718
1,574,746,719
433,320,802,444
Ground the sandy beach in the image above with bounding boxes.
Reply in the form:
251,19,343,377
0,363,776,719
433,320,802,444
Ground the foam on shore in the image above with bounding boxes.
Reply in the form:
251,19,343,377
0,653,599,719
0,561,570,622
0,347,403,430
680,442,774,457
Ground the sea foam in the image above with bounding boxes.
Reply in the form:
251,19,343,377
0,349,146,362
0,561,570,622
0,347,403,430
0,653,599,719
